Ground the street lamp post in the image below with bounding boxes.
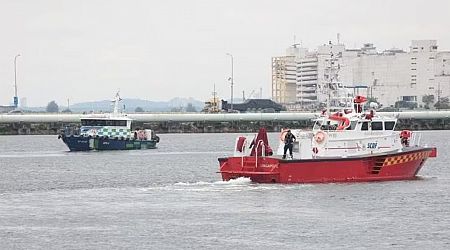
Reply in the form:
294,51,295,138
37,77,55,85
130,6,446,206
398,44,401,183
14,54,21,108
226,53,234,112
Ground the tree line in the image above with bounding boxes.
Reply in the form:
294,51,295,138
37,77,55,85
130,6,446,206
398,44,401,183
45,101,198,113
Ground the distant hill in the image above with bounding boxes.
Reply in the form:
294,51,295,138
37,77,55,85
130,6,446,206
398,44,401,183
24,98,205,113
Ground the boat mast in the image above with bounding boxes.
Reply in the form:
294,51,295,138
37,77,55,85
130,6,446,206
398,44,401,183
326,43,334,115
326,54,331,115
112,92,121,116
325,42,342,114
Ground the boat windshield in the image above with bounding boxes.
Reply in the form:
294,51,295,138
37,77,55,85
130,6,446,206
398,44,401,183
314,119,341,131
346,120,357,130
320,120,340,130
81,119,127,127
313,120,323,130
385,121,396,130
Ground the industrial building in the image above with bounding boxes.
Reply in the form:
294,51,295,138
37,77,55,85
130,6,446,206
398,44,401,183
272,40,450,110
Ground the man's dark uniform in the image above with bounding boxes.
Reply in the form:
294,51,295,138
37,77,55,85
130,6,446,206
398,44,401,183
283,131,296,159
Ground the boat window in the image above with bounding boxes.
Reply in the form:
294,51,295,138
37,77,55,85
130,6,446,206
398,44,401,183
81,119,128,127
81,119,110,126
96,120,106,126
313,120,323,130
81,120,92,126
361,122,369,131
385,121,395,130
371,122,383,131
320,120,338,131
116,120,127,126
346,121,357,130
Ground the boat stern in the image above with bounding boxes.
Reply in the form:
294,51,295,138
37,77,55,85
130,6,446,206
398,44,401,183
218,156,281,183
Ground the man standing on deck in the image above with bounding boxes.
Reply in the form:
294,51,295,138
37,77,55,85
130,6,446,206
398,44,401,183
283,130,296,159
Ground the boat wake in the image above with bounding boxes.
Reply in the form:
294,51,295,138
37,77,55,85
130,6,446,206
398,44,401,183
162,177,313,192
174,177,252,186
0,178,312,196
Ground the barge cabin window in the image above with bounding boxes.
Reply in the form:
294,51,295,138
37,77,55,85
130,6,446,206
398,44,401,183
81,119,127,127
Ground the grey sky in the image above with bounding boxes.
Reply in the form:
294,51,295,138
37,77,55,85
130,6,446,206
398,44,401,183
1,0,449,106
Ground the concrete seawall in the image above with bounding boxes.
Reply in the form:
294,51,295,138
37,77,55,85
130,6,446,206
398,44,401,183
1,111,449,135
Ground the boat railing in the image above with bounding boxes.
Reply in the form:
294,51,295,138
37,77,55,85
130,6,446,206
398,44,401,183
417,133,422,146
240,139,247,167
326,132,399,142
255,140,265,168
410,132,422,147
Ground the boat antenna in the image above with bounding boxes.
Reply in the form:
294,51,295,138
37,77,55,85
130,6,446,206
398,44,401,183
112,91,122,115
326,44,333,115
292,35,301,48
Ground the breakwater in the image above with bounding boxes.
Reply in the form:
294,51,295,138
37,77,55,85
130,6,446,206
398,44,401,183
1,112,450,135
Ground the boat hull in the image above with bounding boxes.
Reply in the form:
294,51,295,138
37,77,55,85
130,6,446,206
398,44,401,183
60,135,157,151
219,147,435,184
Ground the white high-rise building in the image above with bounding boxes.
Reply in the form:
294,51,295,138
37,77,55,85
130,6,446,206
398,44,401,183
272,40,450,109
297,56,318,108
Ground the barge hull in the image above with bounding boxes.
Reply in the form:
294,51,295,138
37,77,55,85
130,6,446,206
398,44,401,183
61,135,157,151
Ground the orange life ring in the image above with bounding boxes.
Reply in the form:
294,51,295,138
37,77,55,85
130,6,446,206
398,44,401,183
314,131,326,144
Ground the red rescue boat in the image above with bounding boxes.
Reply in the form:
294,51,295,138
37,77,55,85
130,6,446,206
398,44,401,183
218,95,437,184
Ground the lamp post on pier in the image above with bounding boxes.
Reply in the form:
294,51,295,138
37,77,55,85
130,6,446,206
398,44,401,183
226,53,234,112
14,54,21,108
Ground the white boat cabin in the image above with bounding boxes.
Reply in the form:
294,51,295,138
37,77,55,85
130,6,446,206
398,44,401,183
275,95,416,159
77,93,155,140
80,116,133,138
232,95,419,160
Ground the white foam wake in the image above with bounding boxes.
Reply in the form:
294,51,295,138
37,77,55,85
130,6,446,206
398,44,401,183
213,177,252,185
174,177,252,187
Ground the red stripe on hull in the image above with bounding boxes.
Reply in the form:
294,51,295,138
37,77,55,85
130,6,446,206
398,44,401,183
219,147,435,184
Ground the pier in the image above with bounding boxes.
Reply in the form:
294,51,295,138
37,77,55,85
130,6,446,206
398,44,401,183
1,111,450,135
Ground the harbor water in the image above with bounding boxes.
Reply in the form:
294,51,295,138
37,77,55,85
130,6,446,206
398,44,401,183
0,132,449,249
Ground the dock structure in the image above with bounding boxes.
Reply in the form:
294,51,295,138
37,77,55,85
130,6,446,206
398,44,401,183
1,111,450,134
0,112,315,123
2,111,450,123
